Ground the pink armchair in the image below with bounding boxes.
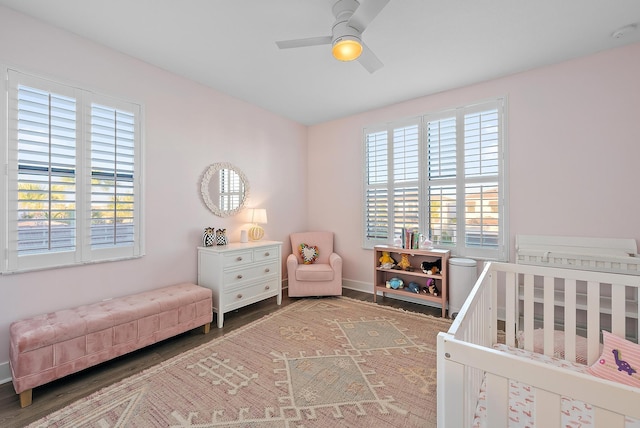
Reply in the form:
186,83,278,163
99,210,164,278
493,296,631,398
287,231,343,297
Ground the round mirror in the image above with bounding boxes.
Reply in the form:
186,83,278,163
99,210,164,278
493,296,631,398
200,162,250,217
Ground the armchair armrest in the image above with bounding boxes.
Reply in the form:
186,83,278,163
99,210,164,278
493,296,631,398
329,252,342,274
287,253,299,274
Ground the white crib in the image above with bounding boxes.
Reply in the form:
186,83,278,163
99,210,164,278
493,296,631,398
437,261,640,427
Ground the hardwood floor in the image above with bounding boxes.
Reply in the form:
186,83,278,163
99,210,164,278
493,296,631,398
0,289,444,427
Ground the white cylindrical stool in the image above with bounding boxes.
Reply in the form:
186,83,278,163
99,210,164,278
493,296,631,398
448,258,478,319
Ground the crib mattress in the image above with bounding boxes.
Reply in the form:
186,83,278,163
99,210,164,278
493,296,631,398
473,344,640,428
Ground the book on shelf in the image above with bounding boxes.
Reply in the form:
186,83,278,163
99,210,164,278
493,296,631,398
400,228,422,250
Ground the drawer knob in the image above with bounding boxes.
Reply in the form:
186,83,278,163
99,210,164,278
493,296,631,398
236,256,243,261
237,274,243,279
265,285,270,290
265,268,270,273
237,293,243,299
265,252,270,256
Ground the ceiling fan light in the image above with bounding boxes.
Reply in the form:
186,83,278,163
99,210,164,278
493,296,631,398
332,37,362,61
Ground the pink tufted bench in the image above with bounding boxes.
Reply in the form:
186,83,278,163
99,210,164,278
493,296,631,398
9,282,212,407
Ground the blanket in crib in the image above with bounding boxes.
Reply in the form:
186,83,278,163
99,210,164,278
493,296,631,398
473,344,640,427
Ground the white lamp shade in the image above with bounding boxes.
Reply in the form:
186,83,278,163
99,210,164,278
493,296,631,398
251,208,268,224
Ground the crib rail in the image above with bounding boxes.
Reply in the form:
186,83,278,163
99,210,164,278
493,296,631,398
437,262,640,427
516,235,640,275
437,261,496,427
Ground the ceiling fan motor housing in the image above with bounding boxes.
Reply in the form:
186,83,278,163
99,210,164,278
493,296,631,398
332,0,362,46
332,0,360,20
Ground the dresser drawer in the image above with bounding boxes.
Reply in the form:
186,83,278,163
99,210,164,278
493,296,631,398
198,241,282,328
253,245,279,262
222,250,254,268
222,261,279,287
223,279,279,311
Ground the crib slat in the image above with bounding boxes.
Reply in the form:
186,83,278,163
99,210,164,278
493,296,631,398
489,270,498,346
505,271,517,347
535,389,561,428
564,278,577,362
523,273,535,351
485,373,508,428
543,275,554,356
587,280,600,365
611,283,626,337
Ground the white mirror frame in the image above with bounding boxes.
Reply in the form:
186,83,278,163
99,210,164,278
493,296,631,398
200,162,250,217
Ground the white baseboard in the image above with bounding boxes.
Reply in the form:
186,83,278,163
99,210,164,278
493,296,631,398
0,361,11,385
342,278,371,293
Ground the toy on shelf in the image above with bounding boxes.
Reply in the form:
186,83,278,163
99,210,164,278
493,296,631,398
386,277,404,289
421,278,439,296
373,245,450,318
421,260,441,275
379,251,396,269
397,253,411,271
407,281,421,293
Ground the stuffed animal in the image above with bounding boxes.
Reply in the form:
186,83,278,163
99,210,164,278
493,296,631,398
407,281,420,293
429,283,439,296
420,278,439,296
379,251,396,269
386,277,404,289
421,260,442,275
398,253,411,270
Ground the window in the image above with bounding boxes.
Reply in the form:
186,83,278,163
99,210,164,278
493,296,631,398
1,69,144,273
363,98,507,260
218,168,243,211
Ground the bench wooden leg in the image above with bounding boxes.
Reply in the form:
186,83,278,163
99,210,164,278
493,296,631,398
202,322,210,334
19,389,32,408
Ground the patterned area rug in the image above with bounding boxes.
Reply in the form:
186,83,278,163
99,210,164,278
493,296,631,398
28,297,451,427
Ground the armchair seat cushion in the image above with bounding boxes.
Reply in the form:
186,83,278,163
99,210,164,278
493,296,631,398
295,263,335,282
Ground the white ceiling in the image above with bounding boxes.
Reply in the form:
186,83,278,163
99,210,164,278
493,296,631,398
1,0,639,125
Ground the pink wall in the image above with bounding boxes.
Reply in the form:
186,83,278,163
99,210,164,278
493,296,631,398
308,42,640,290
1,4,639,384
0,7,308,375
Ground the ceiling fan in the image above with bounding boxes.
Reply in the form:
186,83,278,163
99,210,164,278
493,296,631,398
276,0,390,73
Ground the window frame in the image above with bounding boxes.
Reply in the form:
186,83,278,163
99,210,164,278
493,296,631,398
363,97,508,261
2,67,145,274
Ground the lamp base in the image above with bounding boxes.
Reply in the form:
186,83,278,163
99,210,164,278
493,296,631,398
248,225,264,241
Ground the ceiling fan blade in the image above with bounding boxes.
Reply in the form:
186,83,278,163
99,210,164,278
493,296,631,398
348,0,390,33
276,36,332,49
358,41,383,73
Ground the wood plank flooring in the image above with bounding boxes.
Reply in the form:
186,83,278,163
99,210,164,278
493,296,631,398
0,289,443,427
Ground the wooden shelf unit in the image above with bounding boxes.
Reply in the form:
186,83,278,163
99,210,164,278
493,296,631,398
373,245,450,317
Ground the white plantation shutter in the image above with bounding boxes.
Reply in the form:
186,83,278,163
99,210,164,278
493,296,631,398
392,124,420,238
424,99,505,258
364,98,506,260
90,102,137,250
364,129,389,243
363,121,421,246
426,115,457,245
463,105,501,252
4,69,143,273
16,85,78,255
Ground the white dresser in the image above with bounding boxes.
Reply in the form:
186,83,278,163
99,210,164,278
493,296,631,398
197,240,282,328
